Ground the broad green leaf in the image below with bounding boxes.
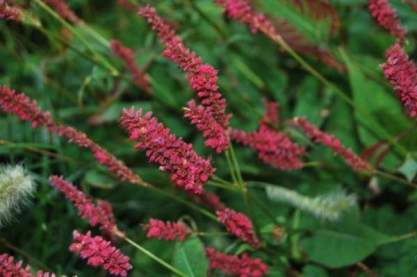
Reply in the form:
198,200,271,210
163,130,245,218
173,236,208,277
301,220,391,268
398,155,417,182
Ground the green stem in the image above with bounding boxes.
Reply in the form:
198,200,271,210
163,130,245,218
32,0,119,76
122,236,187,277
225,149,239,185
379,231,417,245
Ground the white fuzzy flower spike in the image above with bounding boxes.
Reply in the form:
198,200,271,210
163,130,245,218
0,165,35,226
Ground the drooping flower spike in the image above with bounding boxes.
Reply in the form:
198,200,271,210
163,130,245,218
49,176,119,237
291,118,373,173
0,253,56,277
368,0,406,42
120,108,215,195
110,39,150,94
216,208,260,248
142,218,191,241
44,0,80,24
69,230,132,277
0,86,143,185
215,0,345,72
231,100,305,171
206,247,268,277
139,5,231,153
381,43,417,118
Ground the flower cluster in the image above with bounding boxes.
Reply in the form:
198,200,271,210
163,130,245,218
216,208,260,248
49,176,118,236
206,248,268,277
231,101,305,170
0,86,142,185
381,43,417,118
0,253,56,277
120,108,215,194
142,218,190,241
139,5,231,153
368,0,406,42
215,0,278,38
44,0,80,24
0,4,20,22
110,39,150,93
291,118,373,173
69,230,132,277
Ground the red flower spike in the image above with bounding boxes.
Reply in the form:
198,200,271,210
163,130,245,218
0,4,20,22
142,218,190,241
120,108,215,194
368,0,406,42
110,39,150,93
206,247,268,277
381,43,417,118
231,100,304,171
0,253,56,277
184,101,230,153
44,0,80,24
69,231,132,277
0,86,142,185
49,176,119,237
292,118,373,173
216,208,260,248
139,5,231,152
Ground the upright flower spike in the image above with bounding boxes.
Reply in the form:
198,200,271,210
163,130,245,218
110,39,150,94
139,5,231,153
69,230,132,277
0,165,35,226
0,86,143,185
206,248,268,277
381,43,417,118
120,108,215,194
44,0,80,24
231,100,305,170
142,218,191,241
0,253,56,277
216,208,260,248
49,176,119,237
368,0,406,42
291,118,373,173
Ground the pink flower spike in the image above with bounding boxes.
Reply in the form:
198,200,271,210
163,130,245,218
0,86,143,185
0,253,56,277
291,118,373,173
184,101,230,153
0,4,20,22
49,176,119,237
44,0,80,24
0,253,32,277
142,218,190,241
139,5,231,152
69,230,132,277
206,247,268,277
216,208,260,248
110,39,150,94
368,0,406,42
381,43,417,118
120,108,215,195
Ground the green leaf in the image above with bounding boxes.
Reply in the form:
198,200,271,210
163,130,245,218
173,236,208,277
301,220,391,268
398,155,417,182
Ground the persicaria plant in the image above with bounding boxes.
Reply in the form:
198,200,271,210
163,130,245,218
1,0,417,276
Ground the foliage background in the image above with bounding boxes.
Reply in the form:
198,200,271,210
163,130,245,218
2,0,417,276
